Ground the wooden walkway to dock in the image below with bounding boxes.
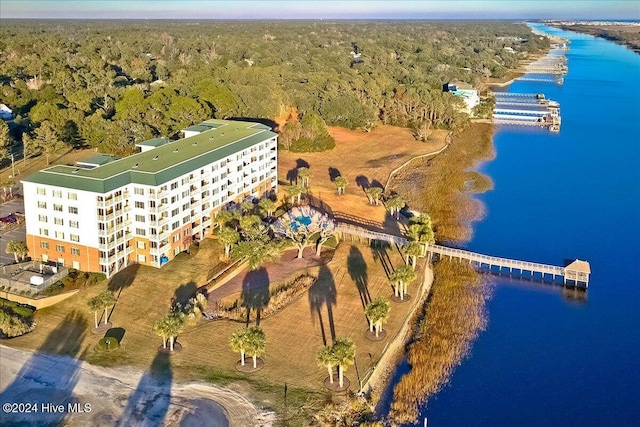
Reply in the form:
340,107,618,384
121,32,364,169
334,222,590,287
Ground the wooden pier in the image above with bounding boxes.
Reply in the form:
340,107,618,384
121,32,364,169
334,223,590,288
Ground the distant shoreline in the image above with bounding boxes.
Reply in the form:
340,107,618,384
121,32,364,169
549,24,640,54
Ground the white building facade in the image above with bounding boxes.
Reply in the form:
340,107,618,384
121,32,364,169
22,119,278,277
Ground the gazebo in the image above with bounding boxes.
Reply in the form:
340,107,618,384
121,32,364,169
563,259,591,288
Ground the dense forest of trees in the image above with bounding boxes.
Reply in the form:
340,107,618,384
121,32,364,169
0,20,549,157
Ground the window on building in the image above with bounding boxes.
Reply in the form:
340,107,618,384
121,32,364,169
182,203,189,211
171,196,178,203
72,261,80,269
136,228,146,236
53,204,63,212
58,258,65,266
172,208,179,216
53,190,62,198
39,228,49,236
182,216,189,224
38,214,47,222
71,248,80,256
54,218,64,226
56,244,65,253
55,231,64,239
135,201,145,209
173,234,180,243
37,187,46,195
172,221,179,230
171,182,178,190
70,220,79,228
40,241,49,249
69,206,78,214
70,234,80,242
137,254,147,263
68,192,77,200
137,241,146,249
221,160,227,167
38,201,47,209
134,187,144,195
135,215,145,223
182,190,189,198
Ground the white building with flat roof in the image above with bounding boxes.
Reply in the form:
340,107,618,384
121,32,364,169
21,119,278,277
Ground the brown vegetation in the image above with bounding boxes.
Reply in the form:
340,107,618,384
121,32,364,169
388,123,495,243
389,260,492,424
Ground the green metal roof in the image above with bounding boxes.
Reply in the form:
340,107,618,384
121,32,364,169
76,154,120,166
22,119,276,194
135,137,171,148
182,123,221,133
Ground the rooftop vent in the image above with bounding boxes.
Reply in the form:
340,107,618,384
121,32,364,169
72,168,80,174
173,149,179,153
133,163,139,168
153,156,159,160
192,142,198,146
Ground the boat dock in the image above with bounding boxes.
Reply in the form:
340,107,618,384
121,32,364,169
492,92,561,132
334,223,590,288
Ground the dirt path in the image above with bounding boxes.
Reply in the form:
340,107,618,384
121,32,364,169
0,345,273,426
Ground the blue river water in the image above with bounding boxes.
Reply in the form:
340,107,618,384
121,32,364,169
380,24,640,426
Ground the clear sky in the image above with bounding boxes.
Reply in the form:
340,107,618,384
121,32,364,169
1,0,639,20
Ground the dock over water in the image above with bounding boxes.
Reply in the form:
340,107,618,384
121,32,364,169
334,223,591,288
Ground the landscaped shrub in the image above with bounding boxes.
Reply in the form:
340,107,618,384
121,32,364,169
213,274,316,321
87,272,106,284
0,298,36,338
41,281,65,296
97,336,119,351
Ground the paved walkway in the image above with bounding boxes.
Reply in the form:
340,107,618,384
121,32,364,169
208,247,329,302
0,197,26,266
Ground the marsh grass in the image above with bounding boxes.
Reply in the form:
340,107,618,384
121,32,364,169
389,260,492,424
390,123,495,244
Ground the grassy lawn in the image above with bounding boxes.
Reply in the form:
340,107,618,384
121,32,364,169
5,235,424,423
278,125,448,233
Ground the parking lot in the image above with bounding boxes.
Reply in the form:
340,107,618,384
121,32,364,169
0,197,26,266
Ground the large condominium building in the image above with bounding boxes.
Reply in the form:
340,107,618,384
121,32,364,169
22,119,278,277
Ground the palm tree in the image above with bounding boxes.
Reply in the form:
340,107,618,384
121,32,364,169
99,290,117,325
364,298,391,338
232,239,283,270
240,200,255,214
154,317,170,350
5,240,28,263
287,185,303,205
317,345,337,384
258,197,276,218
389,266,417,300
403,242,422,269
215,210,234,231
246,325,266,369
332,337,356,388
297,167,311,188
230,327,250,366
88,295,102,329
219,228,240,258
164,315,184,352
335,176,347,195
367,187,383,206
386,194,405,220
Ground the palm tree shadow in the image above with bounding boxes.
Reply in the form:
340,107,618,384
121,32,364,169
347,245,370,308
371,241,394,279
241,267,270,326
173,281,197,306
108,264,140,299
0,311,87,425
116,352,172,427
328,167,341,182
308,264,337,346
